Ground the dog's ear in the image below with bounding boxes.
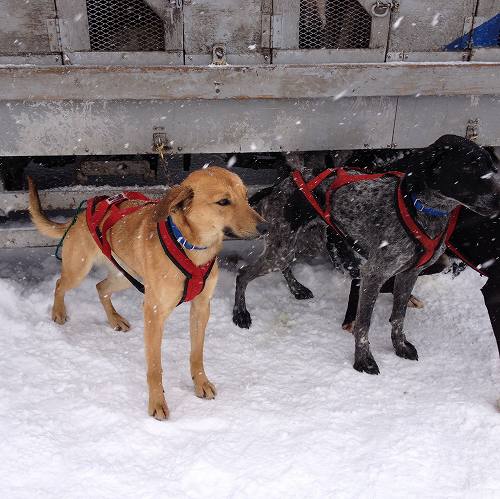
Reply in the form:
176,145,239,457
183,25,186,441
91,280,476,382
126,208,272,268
153,185,194,221
403,142,446,192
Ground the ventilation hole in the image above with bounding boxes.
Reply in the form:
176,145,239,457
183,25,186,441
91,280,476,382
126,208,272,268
299,0,371,50
86,0,165,52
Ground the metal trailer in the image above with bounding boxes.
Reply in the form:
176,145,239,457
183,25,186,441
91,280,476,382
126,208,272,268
1,0,500,247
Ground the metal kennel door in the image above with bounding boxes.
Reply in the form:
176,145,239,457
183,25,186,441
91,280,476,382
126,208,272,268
54,0,184,65
272,0,392,63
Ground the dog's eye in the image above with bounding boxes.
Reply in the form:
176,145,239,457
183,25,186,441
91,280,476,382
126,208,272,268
216,199,231,206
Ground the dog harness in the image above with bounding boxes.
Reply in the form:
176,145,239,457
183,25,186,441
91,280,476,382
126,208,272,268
292,167,461,268
86,192,215,304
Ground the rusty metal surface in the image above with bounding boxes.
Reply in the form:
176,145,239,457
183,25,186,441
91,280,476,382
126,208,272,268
183,0,268,63
0,0,57,54
0,186,168,217
1,63,500,101
387,0,476,53
393,94,500,148
0,226,52,249
0,96,397,155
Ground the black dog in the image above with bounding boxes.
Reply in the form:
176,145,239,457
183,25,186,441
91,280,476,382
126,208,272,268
233,135,499,373
341,189,500,356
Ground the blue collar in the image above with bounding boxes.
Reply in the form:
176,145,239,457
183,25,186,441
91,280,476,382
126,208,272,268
167,216,208,250
411,194,449,218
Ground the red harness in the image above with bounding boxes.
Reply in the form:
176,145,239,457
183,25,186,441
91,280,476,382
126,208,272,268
292,168,461,268
86,192,214,304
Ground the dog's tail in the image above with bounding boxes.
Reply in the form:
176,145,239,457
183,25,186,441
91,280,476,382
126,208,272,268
28,177,71,239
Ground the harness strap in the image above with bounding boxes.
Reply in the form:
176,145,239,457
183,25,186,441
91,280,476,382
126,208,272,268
158,220,215,304
395,184,460,267
292,169,340,233
87,192,151,293
293,167,458,269
86,191,214,304
444,206,488,276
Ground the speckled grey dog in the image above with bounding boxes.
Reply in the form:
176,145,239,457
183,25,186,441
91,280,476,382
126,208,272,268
233,152,335,329
234,136,500,374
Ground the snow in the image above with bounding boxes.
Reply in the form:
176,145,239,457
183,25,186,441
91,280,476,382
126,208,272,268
0,248,499,498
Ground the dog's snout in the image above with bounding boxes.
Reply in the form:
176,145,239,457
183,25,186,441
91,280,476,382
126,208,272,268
256,222,269,235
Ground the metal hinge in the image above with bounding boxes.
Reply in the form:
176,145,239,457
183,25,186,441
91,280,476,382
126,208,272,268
386,51,408,61
46,18,62,52
271,15,283,49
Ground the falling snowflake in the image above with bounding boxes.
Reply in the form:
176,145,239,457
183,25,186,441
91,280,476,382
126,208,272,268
334,90,348,101
393,16,404,29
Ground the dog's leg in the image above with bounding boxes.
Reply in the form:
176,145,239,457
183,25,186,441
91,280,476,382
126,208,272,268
190,295,217,399
389,270,420,360
233,260,274,328
52,248,94,325
96,273,132,331
342,278,360,332
282,266,314,300
144,298,173,420
481,277,500,357
352,267,392,374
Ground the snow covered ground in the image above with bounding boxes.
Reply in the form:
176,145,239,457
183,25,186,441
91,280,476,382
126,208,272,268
0,247,499,499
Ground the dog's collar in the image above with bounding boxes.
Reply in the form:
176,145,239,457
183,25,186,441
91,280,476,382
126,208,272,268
167,216,208,250
411,194,449,218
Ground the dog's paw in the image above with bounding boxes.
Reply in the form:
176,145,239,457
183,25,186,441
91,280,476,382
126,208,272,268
52,307,68,325
148,395,170,421
394,340,419,361
342,321,355,333
194,376,217,399
109,313,131,332
353,353,380,375
233,309,252,329
292,286,314,300
408,294,424,309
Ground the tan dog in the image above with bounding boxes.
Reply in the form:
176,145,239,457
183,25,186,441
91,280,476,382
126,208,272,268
29,167,266,420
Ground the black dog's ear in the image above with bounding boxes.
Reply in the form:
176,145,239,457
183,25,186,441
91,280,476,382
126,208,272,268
403,142,445,192
153,185,194,221
423,143,446,187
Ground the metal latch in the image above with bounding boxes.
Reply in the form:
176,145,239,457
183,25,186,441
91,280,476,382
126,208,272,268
465,119,479,141
212,44,227,65
170,0,183,7
371,1,396,17
152,129,171,159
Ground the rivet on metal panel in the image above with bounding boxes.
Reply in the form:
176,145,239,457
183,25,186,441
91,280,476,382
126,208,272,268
212,44,227,65
465,119,479,141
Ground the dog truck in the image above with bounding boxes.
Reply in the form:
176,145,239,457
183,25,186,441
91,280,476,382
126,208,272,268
0,0,499,247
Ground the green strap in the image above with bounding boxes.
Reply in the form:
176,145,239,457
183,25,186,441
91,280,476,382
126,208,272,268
55,199,87,261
